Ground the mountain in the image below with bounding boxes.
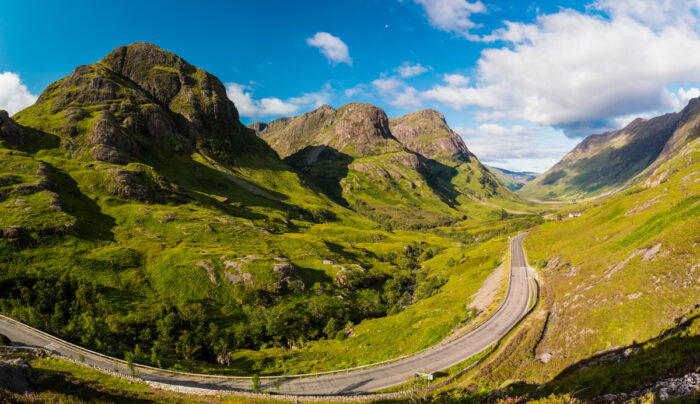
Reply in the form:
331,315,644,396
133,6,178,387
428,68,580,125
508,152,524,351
252,104,526,227
388,109,472,164
508,134,700,399
0,43,535,379
519,98,700,200
486,166,538,191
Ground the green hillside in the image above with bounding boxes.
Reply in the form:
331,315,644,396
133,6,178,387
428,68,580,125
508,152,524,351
519,99,700,200
253,105,538,230
0,43,546,377
444,135,700,402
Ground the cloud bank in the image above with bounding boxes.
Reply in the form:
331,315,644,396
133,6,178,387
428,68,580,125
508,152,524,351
226,83,332,119
0,72,38,115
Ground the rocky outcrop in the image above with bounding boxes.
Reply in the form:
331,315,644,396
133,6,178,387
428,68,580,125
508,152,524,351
273,261,305,292
14,42,277,165
0,358,32,394
0,110,24,149
329,103,397,156
597,372,700,403
89,111,139,164
389,109,471,163
106,168,169,204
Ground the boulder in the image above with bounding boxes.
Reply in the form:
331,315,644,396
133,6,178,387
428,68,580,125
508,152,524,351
0,110,24,149
88,111,139,164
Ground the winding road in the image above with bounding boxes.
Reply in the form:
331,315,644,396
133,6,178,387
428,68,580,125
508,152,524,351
0,233,534,396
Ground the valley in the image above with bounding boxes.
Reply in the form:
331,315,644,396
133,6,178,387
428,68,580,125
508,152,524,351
0,40,698,403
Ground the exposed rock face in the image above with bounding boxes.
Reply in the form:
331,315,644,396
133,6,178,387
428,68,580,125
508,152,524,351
0,358,32,394
101,43,256,155
253,104,336,158
0,110,24,149
330,103,397,156
106,168,170,204
389,109,471,163
14,42,275,164
89,111,139,164
253,103,400,158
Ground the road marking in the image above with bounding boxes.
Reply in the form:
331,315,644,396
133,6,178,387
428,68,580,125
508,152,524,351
44,342,60,353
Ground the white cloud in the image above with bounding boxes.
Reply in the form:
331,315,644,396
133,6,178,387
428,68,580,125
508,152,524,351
345,84,369,98
307,32,352,66
226,83,333,119
0,72,38,115
455,123,572,171
412,0,487,39
443,73,470,87
395,62,429,78
423,1,700,137
667,87,700,111
372,77,422,108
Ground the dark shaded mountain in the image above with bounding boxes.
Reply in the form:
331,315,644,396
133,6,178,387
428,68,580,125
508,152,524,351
520,97,700,200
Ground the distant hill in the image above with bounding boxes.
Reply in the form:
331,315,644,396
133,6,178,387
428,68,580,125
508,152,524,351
519,97,700,200
251,104,528,228
486,166,538,191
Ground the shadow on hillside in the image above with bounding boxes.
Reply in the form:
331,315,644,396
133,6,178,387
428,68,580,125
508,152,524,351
285,145,353,207
44,163,116,242
512,313,700,400
144,151,320,224
31,371,155,403
19,126,61,154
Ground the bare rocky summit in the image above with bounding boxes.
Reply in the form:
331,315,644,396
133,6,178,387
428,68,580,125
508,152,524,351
14,42,275,166
389,109,472,163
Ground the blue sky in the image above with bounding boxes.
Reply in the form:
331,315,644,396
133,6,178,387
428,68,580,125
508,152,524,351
2,0,700,172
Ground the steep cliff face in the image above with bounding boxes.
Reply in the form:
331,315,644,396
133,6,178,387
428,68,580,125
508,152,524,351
251,102,523,226
389,109,471,164
14,42,274,164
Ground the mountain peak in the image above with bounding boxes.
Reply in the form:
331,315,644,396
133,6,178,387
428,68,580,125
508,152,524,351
13,43,273,164
389,109,470,163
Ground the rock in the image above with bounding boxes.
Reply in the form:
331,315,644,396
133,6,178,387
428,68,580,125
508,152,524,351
158,212,178,223
389,109,472,163
196,259,219,286
0,110,24,149
107,169,152,203
538,352,553,363
0,358,32,394
2,226,21,239
334,266,368,290
140,104,179,141
273,263,305,292
216,352,232,366
88,111,139,164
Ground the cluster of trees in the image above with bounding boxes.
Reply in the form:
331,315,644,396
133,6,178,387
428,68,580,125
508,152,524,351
0,242,447,369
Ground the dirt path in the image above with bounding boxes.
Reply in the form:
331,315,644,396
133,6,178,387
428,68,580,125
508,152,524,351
469,264,506,312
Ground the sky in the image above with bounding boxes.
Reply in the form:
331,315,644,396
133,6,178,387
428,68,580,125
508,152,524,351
2,0,700,172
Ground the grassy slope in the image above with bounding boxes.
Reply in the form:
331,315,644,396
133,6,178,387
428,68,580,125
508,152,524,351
452,137,700,400
524,137,699,373
519,112,681,202
429,138,700,403
0,137,532,376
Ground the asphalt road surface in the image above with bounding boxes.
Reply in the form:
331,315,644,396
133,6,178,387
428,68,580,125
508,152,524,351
0,233,533,396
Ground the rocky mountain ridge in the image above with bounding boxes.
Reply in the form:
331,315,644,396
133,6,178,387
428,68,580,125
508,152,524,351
520,97,700,200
